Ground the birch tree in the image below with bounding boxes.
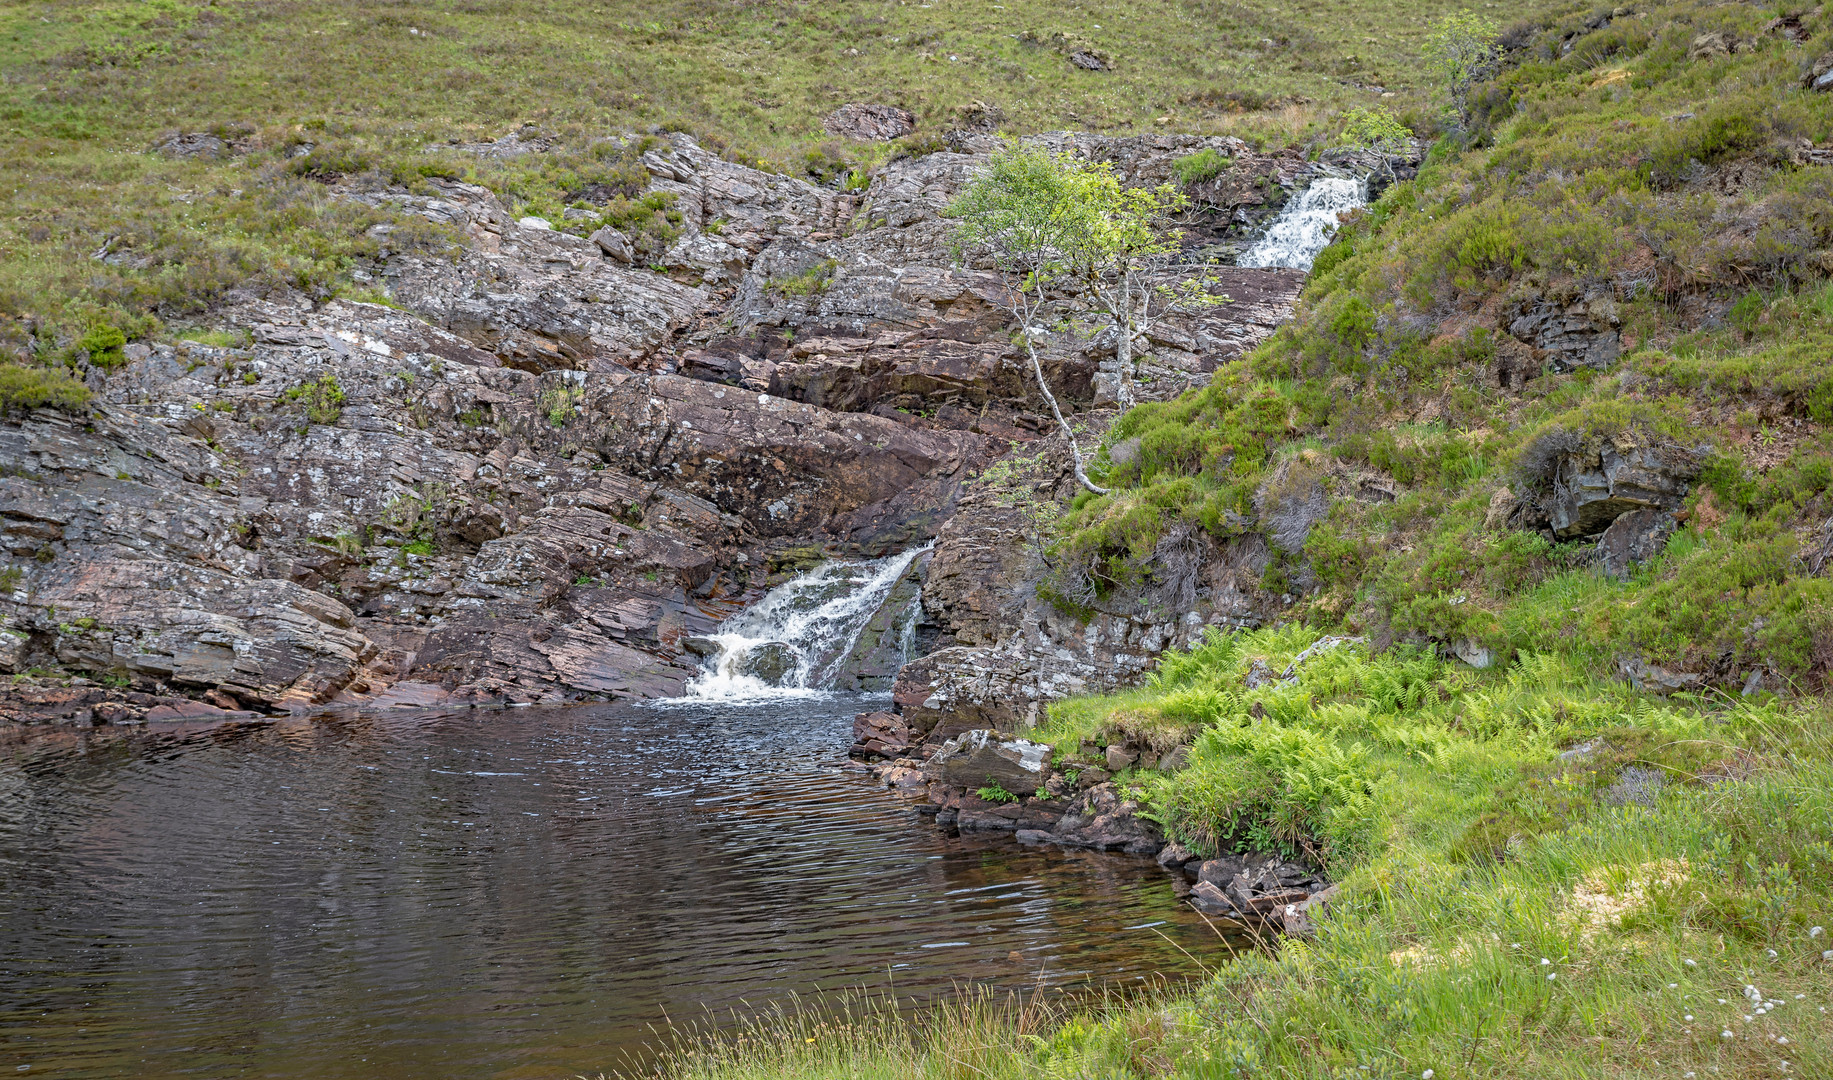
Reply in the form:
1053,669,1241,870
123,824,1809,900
948,143,1227,490
946,143,1110,494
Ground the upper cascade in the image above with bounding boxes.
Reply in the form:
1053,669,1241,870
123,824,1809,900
1237,176,1368,271
677,545,931,701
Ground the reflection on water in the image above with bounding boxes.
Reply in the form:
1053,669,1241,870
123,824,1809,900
0,697,1220,1079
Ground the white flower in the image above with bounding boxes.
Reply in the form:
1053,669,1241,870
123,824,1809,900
1722,1030,1735,1039
1767,949,1778,959
1422,1071,1434,1080
1778,1037,1789,1045
1822,949,1833,961
1547,972,1557,981
1668,982,1678,989
1684,1014,1694,1021
1684,958,1697,967
1810,926,1824,938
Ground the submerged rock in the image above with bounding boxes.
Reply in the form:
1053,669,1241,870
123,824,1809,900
736,641,798,685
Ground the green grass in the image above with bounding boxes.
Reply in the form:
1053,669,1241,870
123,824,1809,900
0,0,1559,354
1050,0,1833,687
645,628,1833,1079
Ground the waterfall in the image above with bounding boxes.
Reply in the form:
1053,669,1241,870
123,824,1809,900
1238,176,1368,271
677,545,931,701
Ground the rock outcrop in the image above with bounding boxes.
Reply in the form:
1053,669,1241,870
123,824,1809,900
0,129,1315,716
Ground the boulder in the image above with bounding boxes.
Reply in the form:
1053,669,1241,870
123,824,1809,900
154,132,230,159
1807,53,1833,92
736,641,798,685
1688,32,1731,60
1618,656,1703,695
1596,506,1676,581
922,729,1051,794
823,103,917,141
590,226,634,263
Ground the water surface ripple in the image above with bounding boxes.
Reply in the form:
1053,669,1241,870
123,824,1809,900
0,697,1217,1079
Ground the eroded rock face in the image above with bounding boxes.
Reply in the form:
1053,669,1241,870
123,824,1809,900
0,130,1312,713
1546,437,1699,539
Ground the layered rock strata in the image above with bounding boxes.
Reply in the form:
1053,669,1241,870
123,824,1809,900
0,130,1322,716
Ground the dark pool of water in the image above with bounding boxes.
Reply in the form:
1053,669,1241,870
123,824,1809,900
0,696,1222,1079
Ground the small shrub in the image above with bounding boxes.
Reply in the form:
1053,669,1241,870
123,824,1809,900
284,376,345,425
1172,147,1232,185
0,364,92,413
771,260,838,298
78,323,127,368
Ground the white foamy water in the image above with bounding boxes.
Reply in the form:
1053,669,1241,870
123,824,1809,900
679,545,931,701
1238,176,1368,270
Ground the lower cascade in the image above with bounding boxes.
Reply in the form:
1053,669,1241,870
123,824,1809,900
678,545,932,700
1237,175,1368,271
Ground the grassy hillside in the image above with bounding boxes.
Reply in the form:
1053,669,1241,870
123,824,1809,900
0,0,1533,368
642,0,1833,1076
653,632,1833,1078
1058,0,1833,690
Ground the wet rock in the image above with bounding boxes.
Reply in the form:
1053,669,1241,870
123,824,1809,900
956,797,1065,832
680,635,721,658
737,641,797,684
1069,50,1107,71
852,710,912,758
823,103,917,141
1044,782,1162,854
922,729,1051,794
143,700,252,722
1156,842,1200,869
879,765,926,789
1104,744,1139,772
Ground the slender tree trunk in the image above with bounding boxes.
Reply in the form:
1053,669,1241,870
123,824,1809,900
1013,287,1107,496
1114,270,1136,410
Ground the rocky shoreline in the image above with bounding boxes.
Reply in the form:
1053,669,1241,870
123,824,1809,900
850,711,1337,938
